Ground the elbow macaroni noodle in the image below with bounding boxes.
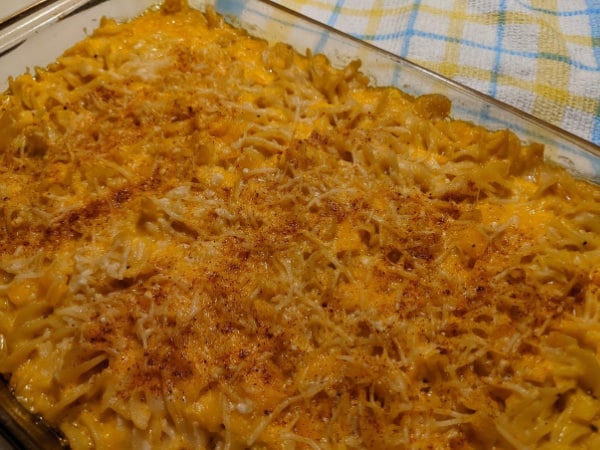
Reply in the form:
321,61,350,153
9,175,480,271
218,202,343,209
0,1,599,448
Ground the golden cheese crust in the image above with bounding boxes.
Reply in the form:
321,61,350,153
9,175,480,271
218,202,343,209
0,1,599,449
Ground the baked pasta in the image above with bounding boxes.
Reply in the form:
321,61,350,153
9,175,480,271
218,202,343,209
0,1,599,448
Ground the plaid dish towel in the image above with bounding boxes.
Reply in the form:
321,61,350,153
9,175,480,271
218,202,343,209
273,0,600,148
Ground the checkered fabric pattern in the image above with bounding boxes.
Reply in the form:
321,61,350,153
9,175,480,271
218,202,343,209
272,0,600,147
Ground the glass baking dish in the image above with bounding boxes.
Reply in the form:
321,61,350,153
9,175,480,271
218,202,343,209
0,0,599,447
0,1,52,24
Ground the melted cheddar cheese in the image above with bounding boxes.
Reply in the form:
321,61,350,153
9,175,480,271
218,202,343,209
0,1,600,449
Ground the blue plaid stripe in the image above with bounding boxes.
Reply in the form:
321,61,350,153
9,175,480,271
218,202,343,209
327,0,345,26
399,0,420,58
314,0,345,53
587,0,600,143
489,1,506,98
